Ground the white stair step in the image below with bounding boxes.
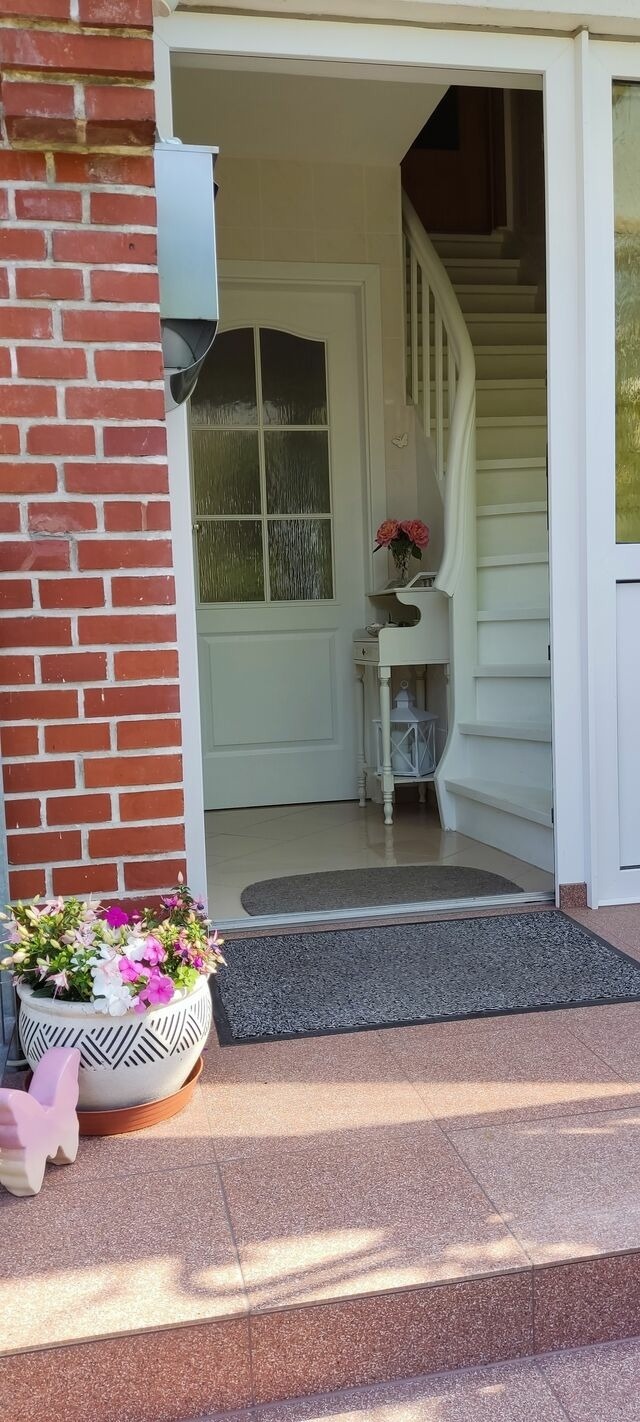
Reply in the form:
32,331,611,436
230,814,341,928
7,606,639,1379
478,562,551,614
451,284,539,314
474,662,550,678
477,606,549,621
477,615,549,662
474,417,547,461
474,346,547,379
445,778,553,827
460,720,551,742
461,313,546,346
477,501,546,517
477,552,549,568
477,508,548,559
477,457,547,505
432,233,512,259
440,256,523,284
423,380,546,418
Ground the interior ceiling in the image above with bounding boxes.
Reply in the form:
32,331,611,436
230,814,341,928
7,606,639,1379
171,64,448,164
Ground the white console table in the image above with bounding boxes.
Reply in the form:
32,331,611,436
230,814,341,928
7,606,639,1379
353,575,450,825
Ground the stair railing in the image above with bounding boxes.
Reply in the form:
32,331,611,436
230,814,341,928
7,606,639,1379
402,193,476,597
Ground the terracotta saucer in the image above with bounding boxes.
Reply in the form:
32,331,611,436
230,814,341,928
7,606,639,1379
77,1056,204,1136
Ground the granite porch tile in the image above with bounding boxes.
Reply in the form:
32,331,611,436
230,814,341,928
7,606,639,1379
559,1001,640,1081
64,1086,216,1183
221,1122,528,1309
239,1359,566,1422
567,906,640,957
250,1270,534,1403
0,1316,252,1422
0,1163,246,1349
450,1107,640,1264
381,1011,639,1133
201,1031,432,1162
533,1252,640,1354
538,1336,640,1420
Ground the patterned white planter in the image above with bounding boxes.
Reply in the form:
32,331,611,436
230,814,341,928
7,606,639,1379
17,976,212,1110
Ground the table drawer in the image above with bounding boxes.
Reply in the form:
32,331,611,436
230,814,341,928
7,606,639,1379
352,639,380,664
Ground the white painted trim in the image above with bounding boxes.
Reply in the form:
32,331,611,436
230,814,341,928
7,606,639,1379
157,15,595,909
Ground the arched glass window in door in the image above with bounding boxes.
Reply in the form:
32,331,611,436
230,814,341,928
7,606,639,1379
190,327,334,602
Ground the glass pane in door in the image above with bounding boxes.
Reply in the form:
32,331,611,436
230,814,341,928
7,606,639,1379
260,329,328,425
264,431,331,514
192,328,258,426
197,520,264,603
192,430,261,516
268,519,333,600
613,81,640,542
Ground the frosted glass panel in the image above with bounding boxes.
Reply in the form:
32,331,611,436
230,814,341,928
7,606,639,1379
197,520,264,602
268,519,333,600
614,82,640,542
192,430,261,516
260,329,327,425
192,328,258,427
264,432,331,514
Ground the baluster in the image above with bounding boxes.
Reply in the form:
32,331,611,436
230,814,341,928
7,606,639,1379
410,249,419,407
448,343,457,427
434,304,444,484
403,233,411,402
422,279,431,437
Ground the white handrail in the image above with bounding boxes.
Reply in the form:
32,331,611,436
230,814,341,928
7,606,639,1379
402,193,476,598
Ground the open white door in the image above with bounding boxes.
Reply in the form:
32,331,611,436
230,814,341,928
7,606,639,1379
192,278,368,811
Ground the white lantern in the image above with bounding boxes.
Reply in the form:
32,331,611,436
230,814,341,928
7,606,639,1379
374,683,437,779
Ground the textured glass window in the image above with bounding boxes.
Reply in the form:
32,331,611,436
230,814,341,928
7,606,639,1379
260,329,328,425
264,431,331,514
190,326,334,603
191,328,258,426
197,521,264,602
268,520,333,600
192,430,261,516
614,82,640,542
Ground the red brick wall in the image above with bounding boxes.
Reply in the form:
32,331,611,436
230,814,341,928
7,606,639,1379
0,0,187,903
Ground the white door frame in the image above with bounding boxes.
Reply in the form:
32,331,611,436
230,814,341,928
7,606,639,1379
157,13,592,909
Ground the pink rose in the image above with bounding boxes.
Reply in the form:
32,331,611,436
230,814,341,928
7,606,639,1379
374,519,400,548
400,519,430,549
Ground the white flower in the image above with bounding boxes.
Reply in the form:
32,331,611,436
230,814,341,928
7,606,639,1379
92,966,134,1016
124,934,149,963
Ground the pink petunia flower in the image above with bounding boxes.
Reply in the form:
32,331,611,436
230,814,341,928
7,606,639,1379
118,956,144,983
104,906,130,929
141,935,167,967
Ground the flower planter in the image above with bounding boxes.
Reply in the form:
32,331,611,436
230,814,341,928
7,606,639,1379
17,976,212,1111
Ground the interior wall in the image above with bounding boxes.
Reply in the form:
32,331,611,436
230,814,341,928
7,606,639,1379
214,155,420,523
509,90,546,289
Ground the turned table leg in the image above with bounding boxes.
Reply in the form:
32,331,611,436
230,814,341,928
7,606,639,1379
355,665,367,807
378,665,394,826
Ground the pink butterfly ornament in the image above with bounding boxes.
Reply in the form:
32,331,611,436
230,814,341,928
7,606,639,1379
0,1047,81,1197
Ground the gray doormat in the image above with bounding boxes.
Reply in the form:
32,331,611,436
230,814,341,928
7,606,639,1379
213,911,640,1044
240,864,522,915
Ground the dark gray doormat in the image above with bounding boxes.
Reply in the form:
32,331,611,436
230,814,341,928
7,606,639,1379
240,864,522,915
213,911,640,1044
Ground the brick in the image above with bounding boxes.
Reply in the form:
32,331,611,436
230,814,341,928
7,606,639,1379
45,722,110,754
0,504,20,533
15,189,82,224
145,502,171,532
47,793,111,827
117,717,181,751
17,346,87,380
104,502,143,532
0,32,154,81
77,0,153,24
91,271,159,306
0,152,46,182
1,0,71,15
85,753,182,789
115,649,179,681
84,683,179,718
94,354,167,387
119,787,184,821
5,799,41,831
0,655,34,686
0,267,8,300
53,230,157,267
1,725,39,758
2,617,71,649
41,652,107,683
0,579,33,610
0,689,78,722
7,830,81,866
90,190,156,227
0,462,57,495
16,267,84,302
0,230,46,262
124,857,187,892
28,502,97,534
4,760,75,793
103,426,166,459
39,577,104,609
27,425,95,456
0,426,20,454
54,153,154,187
78,613,175,645
53,863,118,896
89,823,184,859
112,574,175,606
65,388,164,422
62,309,161,345
2,79,74,120
3,540,69,572
65,462,168,495
0,386,57,418
10,869,46,899
0,309,53,341
78,539,172,571
0,346,10,375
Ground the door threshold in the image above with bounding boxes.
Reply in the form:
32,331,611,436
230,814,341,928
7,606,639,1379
215,889,555,934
